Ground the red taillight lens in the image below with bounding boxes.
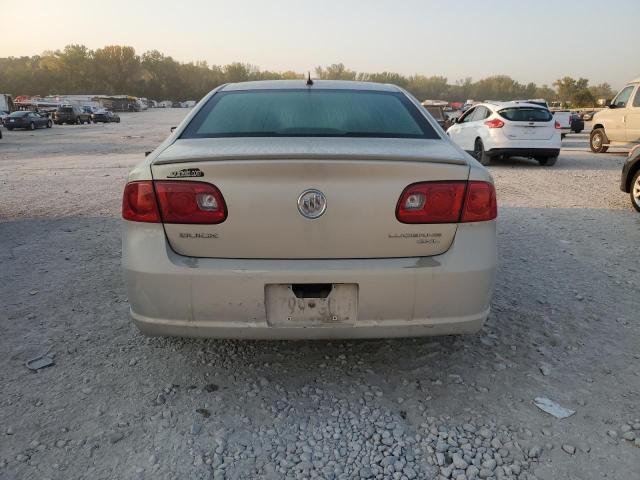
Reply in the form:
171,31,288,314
396,182,467,223
122,181,161,223
122,180,227,224
484,118,505,128
555,120,561,129
461,181,497,222
396,181,497,224
154,181,227,224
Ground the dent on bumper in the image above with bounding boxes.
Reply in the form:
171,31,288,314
122,221,497,339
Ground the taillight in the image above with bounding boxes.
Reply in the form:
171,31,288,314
154,181,227,224
396,181,496,224
122,181,161,223
396,182,466,223
554,120,561,129
122,180,227,224
484,118,504,128
461,181,497,222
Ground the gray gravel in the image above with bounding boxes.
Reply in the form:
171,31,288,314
1,110,639,479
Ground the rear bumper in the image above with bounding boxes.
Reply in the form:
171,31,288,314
122,221,497,339
131,309,488,339
487,148,560,158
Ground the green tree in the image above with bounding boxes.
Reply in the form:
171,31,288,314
534,84,557,101
356,71,408,88
0,45,619,106
448,78,474,102
406,75,449,101
56,44,92,93
588,83,613,102
471,75,535,101
314,63,356,80
553,77,590,106
223,63,259,83
553,77,577,104
571,89,596,107
93,45,141,94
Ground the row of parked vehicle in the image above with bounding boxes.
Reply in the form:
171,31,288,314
0,105,121,133
434,79,640,211
52,105,121,125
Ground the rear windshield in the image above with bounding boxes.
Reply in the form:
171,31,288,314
499,107,553,122
9,111,29,117
181,89,439,139
58,107,73,113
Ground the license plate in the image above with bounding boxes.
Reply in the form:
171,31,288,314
9,119,15,122
522,126,535,134
265,284,358,327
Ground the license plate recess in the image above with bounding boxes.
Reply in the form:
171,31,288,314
265,283,358,327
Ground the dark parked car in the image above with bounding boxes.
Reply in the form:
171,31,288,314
91,109,120,123
581,111,596,121
621,145,640,212
82,105,97,118
53,105,91,125
570,112,584,133
4,111,52,130
423,105,453,130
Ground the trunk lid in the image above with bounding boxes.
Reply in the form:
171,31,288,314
151,137,470,259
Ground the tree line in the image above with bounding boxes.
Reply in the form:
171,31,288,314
0,44,614,107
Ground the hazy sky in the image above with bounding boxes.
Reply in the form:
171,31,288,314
2,0,638,88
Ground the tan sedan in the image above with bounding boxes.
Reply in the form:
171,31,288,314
122,80,497,339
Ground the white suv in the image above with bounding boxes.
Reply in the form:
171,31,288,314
447,102,562,166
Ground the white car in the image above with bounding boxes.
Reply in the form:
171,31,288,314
446,101,562,166
122,80,497,340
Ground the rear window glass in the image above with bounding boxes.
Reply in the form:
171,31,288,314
181,89,439,139
498,107,553,122
59,107,73,113
9,111,28,117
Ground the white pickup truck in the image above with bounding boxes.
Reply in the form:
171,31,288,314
552,111,572,138
516,99,572,139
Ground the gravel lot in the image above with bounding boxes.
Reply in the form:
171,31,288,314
1,110,639,480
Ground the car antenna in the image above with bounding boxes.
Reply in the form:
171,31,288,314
306,72,313,86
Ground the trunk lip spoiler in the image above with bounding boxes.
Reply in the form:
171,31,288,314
152,153,468,166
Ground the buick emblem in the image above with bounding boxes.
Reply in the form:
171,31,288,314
297,189,327,219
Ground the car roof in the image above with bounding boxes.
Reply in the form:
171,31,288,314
221,80,402,92
478,101,548,110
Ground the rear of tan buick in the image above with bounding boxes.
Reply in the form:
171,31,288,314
122,142,496,339
122,83,497,339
